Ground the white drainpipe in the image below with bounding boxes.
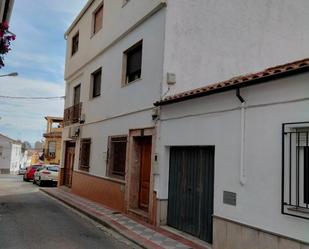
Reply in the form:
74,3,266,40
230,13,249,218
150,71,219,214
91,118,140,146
236,89,246,185
240,102,246,185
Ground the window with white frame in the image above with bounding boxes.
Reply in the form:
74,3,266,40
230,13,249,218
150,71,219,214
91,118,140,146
123,40,143,85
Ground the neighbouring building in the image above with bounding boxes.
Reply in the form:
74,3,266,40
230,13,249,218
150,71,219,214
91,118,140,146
43,116,63,165
61,0,309,248
28,149,43,166
0,133,22,174
0,0,14,23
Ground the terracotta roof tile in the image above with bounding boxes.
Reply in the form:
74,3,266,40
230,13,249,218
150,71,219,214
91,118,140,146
155,58,309,106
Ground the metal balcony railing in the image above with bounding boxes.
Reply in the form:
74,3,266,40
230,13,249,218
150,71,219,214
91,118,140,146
64,103,82,127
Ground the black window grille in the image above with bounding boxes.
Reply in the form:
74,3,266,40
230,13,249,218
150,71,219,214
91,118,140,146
107,136,127,179
79,138,91,171
282,122,309,219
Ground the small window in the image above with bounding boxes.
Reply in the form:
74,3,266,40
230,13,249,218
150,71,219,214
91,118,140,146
79,138,91,171
92,68,102,98
123,41,143,84
0,146,3,157
48,141,56,158
72,32,79,56
107,136,127,179
93,4,103,34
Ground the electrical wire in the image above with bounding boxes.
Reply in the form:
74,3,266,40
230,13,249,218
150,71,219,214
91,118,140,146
0,95,65,100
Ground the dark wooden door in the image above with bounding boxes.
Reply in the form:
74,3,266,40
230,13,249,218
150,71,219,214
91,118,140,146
167,146,214,243
139,137,152,210
64,143,75,188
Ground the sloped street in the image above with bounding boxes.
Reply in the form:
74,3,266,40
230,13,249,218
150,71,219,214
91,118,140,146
0,175,141,249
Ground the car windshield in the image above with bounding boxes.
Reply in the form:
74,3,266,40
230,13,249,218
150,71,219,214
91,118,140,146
46,166,59,172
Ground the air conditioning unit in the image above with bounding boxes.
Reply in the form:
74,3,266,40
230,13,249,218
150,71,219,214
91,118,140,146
69,126,80,139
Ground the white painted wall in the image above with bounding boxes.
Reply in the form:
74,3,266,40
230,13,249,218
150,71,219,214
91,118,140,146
0,138,12,172
0,135,22,174
63,6,166,177
163,0,309,95
10,143,22,174
157,72,309,242
65,8,165,120
65,0,163,80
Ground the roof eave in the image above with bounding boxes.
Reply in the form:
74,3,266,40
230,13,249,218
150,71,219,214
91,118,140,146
155,64,309,107
64,0,95,39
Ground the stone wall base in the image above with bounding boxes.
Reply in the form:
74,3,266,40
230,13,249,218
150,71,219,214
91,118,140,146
213,216,309,249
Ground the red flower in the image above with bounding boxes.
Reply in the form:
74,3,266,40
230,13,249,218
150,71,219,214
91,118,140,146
2,21,9,29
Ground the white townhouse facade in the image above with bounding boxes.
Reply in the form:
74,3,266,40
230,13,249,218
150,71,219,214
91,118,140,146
0,133,22,174
61,0,309,247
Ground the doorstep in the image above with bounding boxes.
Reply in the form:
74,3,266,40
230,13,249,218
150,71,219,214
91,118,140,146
40,187,209,249
160,226,212,249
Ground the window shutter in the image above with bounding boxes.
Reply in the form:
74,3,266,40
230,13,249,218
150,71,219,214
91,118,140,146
127,46,142,75
94,5,103,34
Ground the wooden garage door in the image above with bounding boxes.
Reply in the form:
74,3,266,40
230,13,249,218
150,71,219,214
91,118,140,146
167,146,215,243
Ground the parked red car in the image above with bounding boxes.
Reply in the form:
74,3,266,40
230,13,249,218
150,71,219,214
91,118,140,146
23,165,42,181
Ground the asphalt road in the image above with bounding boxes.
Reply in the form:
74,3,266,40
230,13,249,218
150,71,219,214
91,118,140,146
0,175,141,249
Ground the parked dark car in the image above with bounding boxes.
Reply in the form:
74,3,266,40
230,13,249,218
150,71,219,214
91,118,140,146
23,165,42,181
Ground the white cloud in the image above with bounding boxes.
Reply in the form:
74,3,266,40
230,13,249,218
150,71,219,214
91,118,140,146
0,77,64,143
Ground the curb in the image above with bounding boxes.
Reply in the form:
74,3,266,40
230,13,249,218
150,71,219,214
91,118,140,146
40,188,149,249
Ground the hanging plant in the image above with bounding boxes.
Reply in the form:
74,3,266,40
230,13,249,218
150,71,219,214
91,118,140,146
0,21,15,68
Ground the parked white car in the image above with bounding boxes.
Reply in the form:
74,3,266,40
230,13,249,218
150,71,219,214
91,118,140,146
33,165,59,186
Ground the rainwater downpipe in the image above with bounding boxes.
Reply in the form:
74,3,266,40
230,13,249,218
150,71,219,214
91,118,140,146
236,88,246,186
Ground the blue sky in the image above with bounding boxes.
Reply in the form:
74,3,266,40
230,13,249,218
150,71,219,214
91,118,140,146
0,0,87,145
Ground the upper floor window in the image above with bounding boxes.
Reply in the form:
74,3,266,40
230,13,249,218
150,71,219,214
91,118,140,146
79,138,91,172
123,41,143,85
73,84,81,106
0,146,3,157
92,68,102,98
48,141,56,158
93,4,103,35
71,32,79,56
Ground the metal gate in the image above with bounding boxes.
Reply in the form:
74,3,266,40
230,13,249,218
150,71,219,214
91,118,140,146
167,146,215,243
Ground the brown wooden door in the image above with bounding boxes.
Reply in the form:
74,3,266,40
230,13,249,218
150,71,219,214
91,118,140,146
64,143,75,188
139,137,152,210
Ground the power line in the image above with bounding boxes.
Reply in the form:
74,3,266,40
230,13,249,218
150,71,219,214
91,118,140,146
0,95,65,100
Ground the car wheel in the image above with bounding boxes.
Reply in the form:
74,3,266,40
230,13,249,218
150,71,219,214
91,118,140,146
38,178,43,187
23,175,29,182
33,179,36,184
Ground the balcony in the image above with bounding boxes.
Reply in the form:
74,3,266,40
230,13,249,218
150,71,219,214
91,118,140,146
64,103,82,127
